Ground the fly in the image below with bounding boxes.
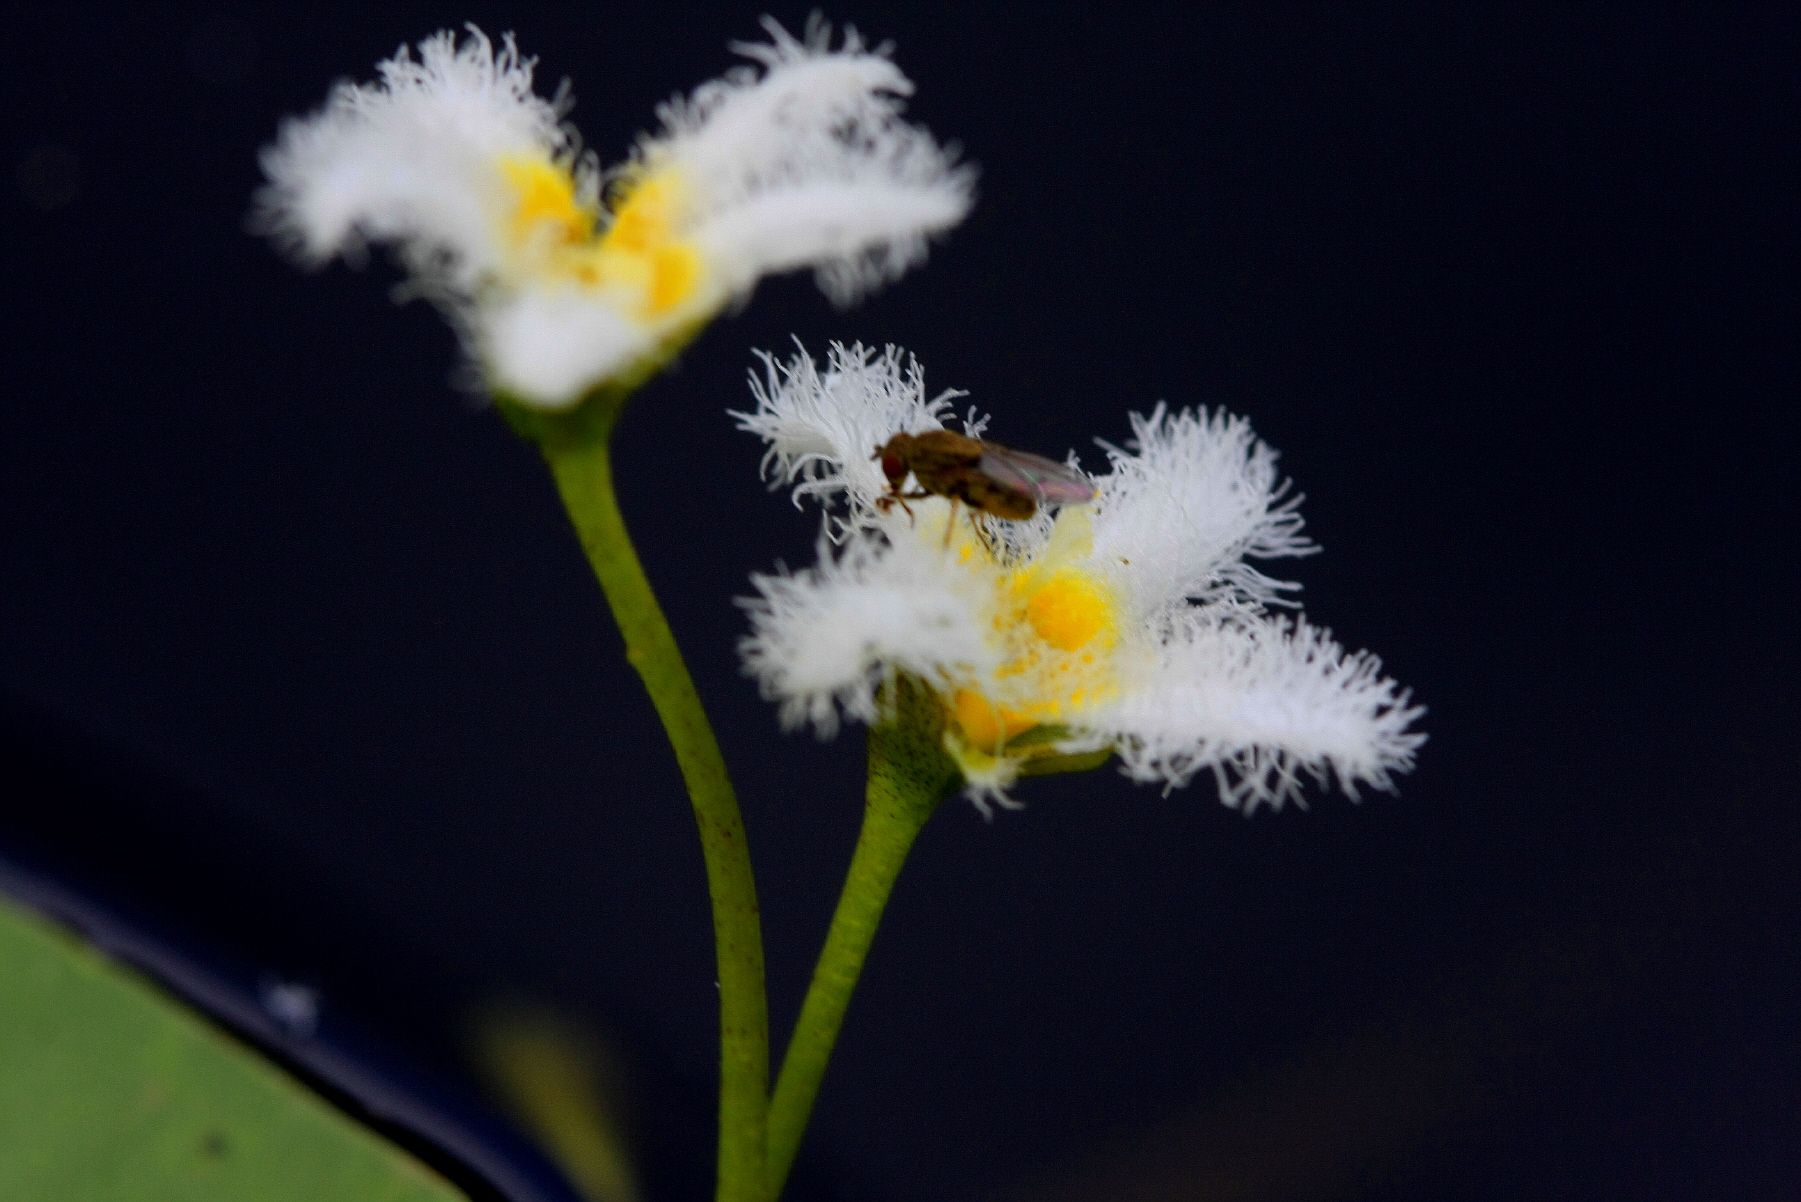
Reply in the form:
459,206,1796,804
873,430,1094,545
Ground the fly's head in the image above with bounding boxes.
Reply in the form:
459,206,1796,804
874,432,915,490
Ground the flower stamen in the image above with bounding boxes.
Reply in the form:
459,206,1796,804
499,156,595,248
594,172,704,318
952,689,1037,754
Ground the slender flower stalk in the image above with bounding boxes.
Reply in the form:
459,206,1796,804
766,674,960,1195
499,389,765,1202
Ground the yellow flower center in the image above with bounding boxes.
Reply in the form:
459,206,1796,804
496,156,706,319
595,175,704,316
499,157,595,246
598,174,677,253
942,509,1121,757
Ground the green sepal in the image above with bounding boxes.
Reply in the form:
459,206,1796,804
493,383,631,450
996,723,1114,778
1016,746,1115,778
1000,723,1074,751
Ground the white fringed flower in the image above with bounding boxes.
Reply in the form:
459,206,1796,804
257,21,972,408
737,344,1425,814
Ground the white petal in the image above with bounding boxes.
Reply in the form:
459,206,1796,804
1093,405,1317,617
730,342,972,518
255,27,569,289
480,289,654,409
660,45,912,181
646,19,972,303
738,521,995,736
696,180,970,303
1095,613,1426,811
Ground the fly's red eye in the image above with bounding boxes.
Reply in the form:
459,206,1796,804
881,453,904,483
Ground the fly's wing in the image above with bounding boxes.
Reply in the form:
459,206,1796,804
977,444,1096,505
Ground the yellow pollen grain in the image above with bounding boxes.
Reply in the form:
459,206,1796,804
1025,571,1112,652
946,517,1124,764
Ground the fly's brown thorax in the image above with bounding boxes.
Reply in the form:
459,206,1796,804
895,430,981,476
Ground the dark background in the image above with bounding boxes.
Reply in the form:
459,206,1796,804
2,3,1796,1199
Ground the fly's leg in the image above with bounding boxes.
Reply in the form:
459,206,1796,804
967,512,997,557
878,489,930,526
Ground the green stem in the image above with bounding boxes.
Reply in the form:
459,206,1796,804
767,676,961,1196
513,391,769,1202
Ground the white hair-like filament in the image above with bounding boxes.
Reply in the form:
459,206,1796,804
731,341,978,526
1096,613,1426,811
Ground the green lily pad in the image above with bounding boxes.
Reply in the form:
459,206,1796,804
0,895,467,1202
